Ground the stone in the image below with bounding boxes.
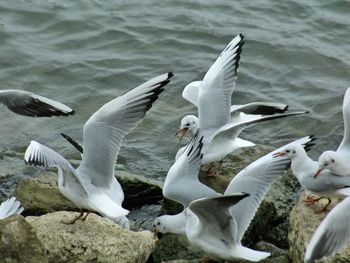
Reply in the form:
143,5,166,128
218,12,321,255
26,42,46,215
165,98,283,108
15,171,76,215
26,211,157,263
150,233,205,263
0,215,47,263
15,170,164,215
289,192,350,263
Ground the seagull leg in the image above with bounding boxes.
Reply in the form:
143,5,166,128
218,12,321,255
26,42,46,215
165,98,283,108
199,256,214,263
303,196,323,205
62,210,84,224
81,211,90,221
314,198,332,214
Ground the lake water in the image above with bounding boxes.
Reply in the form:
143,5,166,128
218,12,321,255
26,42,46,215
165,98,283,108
1,0,350,198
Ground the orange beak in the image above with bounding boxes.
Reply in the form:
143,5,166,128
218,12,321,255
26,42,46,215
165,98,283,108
314,168,323,178
175,128,188,141
272,152,285,158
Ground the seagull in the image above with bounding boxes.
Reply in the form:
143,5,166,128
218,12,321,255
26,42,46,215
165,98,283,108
155,134,314,261
24,72,173,227
315,87,350,177
176,111,307,164
304,195,350,263
0,197,24,220
183,193,271,262
273,141,350,213
0,90,74,117
175,33,308,165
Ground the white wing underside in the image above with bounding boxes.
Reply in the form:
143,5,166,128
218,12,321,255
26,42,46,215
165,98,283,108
164,135,220,207
0,197,24,220
198,34,244,131
24,140,89,194
338,87,350,152
224,136,314,241
304,196,350,263
76,73,173,188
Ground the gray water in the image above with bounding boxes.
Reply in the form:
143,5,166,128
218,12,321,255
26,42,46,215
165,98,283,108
1,0,350,197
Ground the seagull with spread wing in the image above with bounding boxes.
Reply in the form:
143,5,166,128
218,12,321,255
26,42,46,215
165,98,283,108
175,34,307,167
24,73,173,228
0,90,74,117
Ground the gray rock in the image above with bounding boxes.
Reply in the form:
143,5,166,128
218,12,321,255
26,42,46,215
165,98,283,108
0,215,47,263
26,211,157,263
289,192,350,263
15,170,163,215
151,234,205,263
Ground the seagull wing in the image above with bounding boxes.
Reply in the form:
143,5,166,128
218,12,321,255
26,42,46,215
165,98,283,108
338,87,350,152
0,197,24,220
304,196,350,263
76,73,173,188
164,133,220,207
224,136,315,241
182,81,201,107
198,34,244,131
209,111,308,146
24,140,89,194
188,193,249,245
230,102,288,116
0,90,74,117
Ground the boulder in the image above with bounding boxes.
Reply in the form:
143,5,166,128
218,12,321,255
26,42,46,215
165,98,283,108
0,215,47,263
15,170,163,215
26,211,157,263
289,192,350,263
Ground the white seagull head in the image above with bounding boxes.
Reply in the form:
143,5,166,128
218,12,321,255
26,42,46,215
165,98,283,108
315,151,337,178
176,115,199,140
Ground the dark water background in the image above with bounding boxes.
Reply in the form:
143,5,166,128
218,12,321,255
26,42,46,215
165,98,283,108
1,0,350,197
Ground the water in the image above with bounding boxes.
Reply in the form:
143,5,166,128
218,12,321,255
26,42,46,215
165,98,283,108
1,0,350,197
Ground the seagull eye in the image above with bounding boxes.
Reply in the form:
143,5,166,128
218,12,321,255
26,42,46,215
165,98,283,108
286,150,290,153
331,159,335,163
293,151,296,154
186,123,190,126
157,222,160,225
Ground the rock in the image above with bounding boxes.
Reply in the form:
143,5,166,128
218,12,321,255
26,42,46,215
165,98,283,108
15,170,163,215
0,215,47,263
26,211,157,263
15,171,76,215
289,192,350,263
150,234,205,263
117,170,163,209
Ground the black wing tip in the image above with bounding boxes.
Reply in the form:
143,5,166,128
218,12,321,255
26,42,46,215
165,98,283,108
304,135,317,152
241,192,250,198
167,72,174,79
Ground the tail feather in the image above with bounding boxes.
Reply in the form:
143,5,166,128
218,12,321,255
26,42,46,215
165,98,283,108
233,245,271,262
0,197,24,220
89,193,129,220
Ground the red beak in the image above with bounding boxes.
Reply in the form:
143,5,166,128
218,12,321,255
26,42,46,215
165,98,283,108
314,169,323,178
175,128,188,141
273,152,285,158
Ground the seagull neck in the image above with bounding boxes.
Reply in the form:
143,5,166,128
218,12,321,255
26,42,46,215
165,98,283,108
290,152,316,179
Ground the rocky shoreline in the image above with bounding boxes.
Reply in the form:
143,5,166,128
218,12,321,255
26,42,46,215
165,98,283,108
1,145,349,262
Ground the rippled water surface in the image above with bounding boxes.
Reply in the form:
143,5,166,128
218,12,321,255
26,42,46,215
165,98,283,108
1,0,350,197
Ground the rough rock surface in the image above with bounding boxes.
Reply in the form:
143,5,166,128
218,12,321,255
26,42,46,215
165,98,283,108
26,211,157,263
0,215,47,263
15,170,163,215
289,192,350,263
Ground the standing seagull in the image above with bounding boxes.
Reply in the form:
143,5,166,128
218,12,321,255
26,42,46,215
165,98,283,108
316,87,350,176
0,90,74,117
176,34,307,164
0,197,24,220
304,195,350,263
273,142,350,213
24,73,173,227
